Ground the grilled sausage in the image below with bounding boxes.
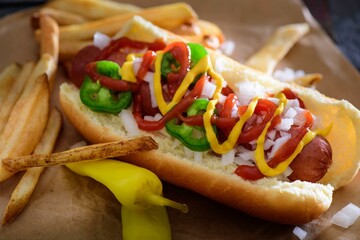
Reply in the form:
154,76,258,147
288,136,332,182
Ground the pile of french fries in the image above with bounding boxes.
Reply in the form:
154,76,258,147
0,0,324,228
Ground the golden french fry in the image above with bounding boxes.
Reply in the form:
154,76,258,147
2,136,158,172
39,14,59,89
52,3,197,41
38,7,88,26
1,108,62,225
245,23,310,75
46,0,141,20
0,61,35,135
293,73,323,87
59,39,92,61
0,74,50,182
0,63,21,104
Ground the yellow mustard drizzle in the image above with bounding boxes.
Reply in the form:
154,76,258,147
154,53,216,115
121,54,140,83
204,97,259,154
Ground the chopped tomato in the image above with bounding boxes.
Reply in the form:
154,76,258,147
221,93,238,118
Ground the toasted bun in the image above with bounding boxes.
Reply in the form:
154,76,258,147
59,16,360,224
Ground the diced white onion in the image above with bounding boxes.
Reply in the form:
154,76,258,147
93,32,111,50
293,226,307,240
194,151,203,163
267,97,279,105
267,130,276,140
235,82,267,106
143,72,157,108
132,58,142,75
273,68,305,82
284,107,297,119
238,150,255,162
234,157,255,166
282,166,293,178
331,203,360,228
221,149,236,166
279,131,291,138
214,58,229,74
295,69,306,78
231,105,239,118
118,109,140,137
219,40,235,56
218,93,227,104
264,139,275,151
201,81,217,99
268,134,291,158
275,118,293,132
293,107,307,125
210,78,227,88
143,113,162,121
283,99,300,114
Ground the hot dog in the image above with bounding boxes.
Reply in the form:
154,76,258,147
59,16,360,224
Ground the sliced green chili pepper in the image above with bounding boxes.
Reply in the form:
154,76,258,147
161,51,180,78
165,98,216,152
187,42,208,68
95,60,122,79
66,159,188,212
121,205,171,240
80,77,132,114
80,60,132,114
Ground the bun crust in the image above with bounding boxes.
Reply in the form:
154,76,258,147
59,16,360,224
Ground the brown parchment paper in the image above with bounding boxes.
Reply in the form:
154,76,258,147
1,0,360,239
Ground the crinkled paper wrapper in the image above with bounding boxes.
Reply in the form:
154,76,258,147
1,0,360,239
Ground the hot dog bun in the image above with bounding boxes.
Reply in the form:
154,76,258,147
59,16,360,224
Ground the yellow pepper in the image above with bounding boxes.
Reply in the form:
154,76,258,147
66,159,188,212
121,205,171,240
66,159,187,240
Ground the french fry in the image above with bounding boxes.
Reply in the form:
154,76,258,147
0,74,50,182
0,61,35,135
46,0,141,20
59,39,92,61
38,14,59,89
50,3,197,42
38,7,88,26
245,23,310,75
293,73,323,87
2,136,158,172
1,108,62,225
0,63,21,104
